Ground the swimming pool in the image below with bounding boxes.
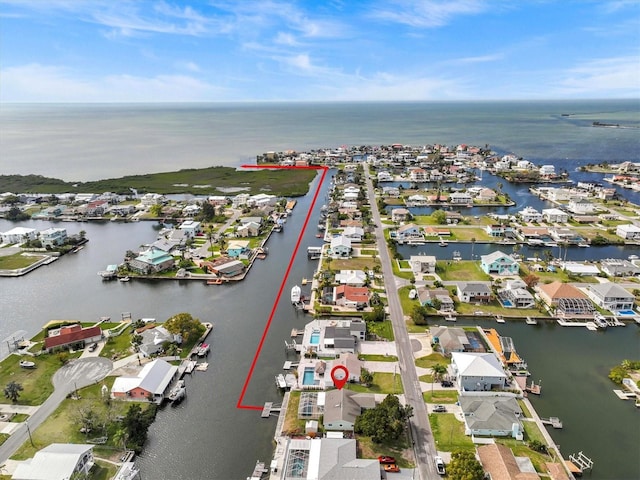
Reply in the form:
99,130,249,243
310,333,320,345
501,299,514,308
617,310,636,316
302,368,316,386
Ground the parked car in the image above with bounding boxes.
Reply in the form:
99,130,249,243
377,456,396,464
433,405,447,413
88,343,98,352
434,456,446,475
441,380,453,387
383,464,400,473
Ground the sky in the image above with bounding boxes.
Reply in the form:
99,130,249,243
1,0,639,102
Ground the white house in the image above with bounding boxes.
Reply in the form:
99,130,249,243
450,191,473,204
342,226,364,242
377,171,394,182
182,204,201,217
334,269,367,286
396,223,423,242
451,352,508,392
140,193,165,206
409,254,437,274
39,227,67,248
329,235,352,258
539,165,556,176
12,444,94,480
390,208,411,222
616,224,640,241
585,283,636,313
542,208,569,223
178,220,202,237
568,197,596,215
518,206,542,223
1,227,38,244
456,282,492,303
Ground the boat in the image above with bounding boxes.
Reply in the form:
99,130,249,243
119,276,130,282
207,278,223,285
578,242,590,248
525,317,538,325
495,315,506,324
168,380,186,404
196,343,210,357
291,285,301,304
593,313,608,329
19,360,36,369
438,238,448,247
628,254,639,261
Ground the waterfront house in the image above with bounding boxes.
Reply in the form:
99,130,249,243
451,352,508,392
232,193,250,208
485,224,507,237
111,359,178,403
12,444,95,480
280,438,381,480
459,396,523,438
477,444,541,480
342,226,364,242
549,227,584,244
498,279,535,309
584,283,636,313
128,247,175,274
1,226,38,245
616,224,640,241
560,262,600,276
418,288,455,312
334,269,367,286
138,325,182,358
377,171,394,182
334,285,369,308
396,223,423,242
182,204,201,217
409,167,428,182
539,165,556,177
480,251,519,276
390,208,411,222
205,258,245,277
537,281,595,317
599,258,640,277
207,195,228,206
329,235,352,258
450,191,473,204
140,193,165,206
445,211,463,224
406,194,428,206
477,188,497,202
409,254,437,274
44,323,103,353
518,206,543,223
542,208,569,223
178,220,202,238
430,326,485,355
32,205,65,219
39,227,67,248
456,282,492,303
85,200,109,216
248,193,277,207
323,389,375,431
381,186,400,197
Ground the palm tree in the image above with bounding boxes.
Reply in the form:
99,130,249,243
431,364,447,382
4,381,23,403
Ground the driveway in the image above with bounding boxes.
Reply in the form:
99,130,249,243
53,357,113,392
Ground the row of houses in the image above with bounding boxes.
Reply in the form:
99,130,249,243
0,226,72,248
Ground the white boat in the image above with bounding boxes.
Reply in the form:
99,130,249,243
196,343,210,357
629,254,639,260
19,360,36,369
168,380,186,403
119,276,130,282
291,285,301,304
593,313,608,329
525,317,538,325
495,315,506,324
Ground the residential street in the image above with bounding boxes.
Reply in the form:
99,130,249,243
365,168,440,480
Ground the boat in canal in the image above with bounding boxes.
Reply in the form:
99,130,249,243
291,285,301,304
526,317,538,325
195,343,210,357
168,380,186,404
496,315,506,323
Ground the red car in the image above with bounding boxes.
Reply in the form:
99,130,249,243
384,464,400,473
378,456,396,464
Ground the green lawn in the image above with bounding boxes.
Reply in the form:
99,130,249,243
428,413,475,452
100,329,134,361
357,433,415,468
436,260,491,281
328,257,380,271
415,353,450,369
398,285,420,316
455,301,544,318
281,391,306,436
497,421,555,473
391,260,415,281
359,354,398,362
0,253,46,270
0,354,70,405
422,390,459,404
366,320,394,341
520,264,600,285
346,372,403,394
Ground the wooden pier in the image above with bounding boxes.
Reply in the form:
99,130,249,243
261,402,282,418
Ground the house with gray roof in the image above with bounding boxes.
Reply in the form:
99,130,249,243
456,281,492,303
323,389,376,431
111,359,178,403
429,326,486,356
459,396,523,438
138,325,182,358
12,443,95,480
584,283,636,313
451,352,507,392
280,438,381,480
599,258,640,277
418,288,454,312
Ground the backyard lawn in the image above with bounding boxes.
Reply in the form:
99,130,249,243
428,413,475,452
436,260,491,281
0,252,46,270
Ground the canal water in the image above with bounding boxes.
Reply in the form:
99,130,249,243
0,174,638,478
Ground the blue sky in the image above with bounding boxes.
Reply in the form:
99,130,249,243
1,0,639,102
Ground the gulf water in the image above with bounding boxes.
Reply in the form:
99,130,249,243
0,100,639,479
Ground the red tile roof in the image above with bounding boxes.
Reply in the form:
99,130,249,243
44,324,102,349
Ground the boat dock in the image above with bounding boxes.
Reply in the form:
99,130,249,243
261,402,282,418
541,417,563,429
282,361,298,370
567,452,594,475
290,329,302,337
248,460,269,480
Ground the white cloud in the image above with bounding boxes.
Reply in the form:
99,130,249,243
556,56,640,96
369,0,490,28
0,63,231,102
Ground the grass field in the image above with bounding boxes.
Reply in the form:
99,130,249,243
428,413,475,452
346,372,403,394
0,252,46,270
0,354,66,405
415,353,450,369
436,260,491,281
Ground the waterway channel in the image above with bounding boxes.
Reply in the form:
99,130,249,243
0,171,638,479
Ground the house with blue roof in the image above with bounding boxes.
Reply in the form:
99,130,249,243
128,247,175,274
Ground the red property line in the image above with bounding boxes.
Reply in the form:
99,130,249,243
236,164,329,410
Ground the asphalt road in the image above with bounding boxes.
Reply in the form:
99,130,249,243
365,168,439,480
0,357,113,464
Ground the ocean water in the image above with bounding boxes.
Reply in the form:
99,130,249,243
1,100,639,181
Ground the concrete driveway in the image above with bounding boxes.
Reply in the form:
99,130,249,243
53,357,113,392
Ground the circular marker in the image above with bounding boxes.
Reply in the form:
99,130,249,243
330,365,349,390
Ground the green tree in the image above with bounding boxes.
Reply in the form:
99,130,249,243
364,305,385,322
4,381,23,403
431,209,446,225
164,312,205,343
360,368,373,387
354,394,412,443
447,449,484,480
149,204,163,217
122,403,157,453
410,304,429,325
431,363,447,382
199,202,216,222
